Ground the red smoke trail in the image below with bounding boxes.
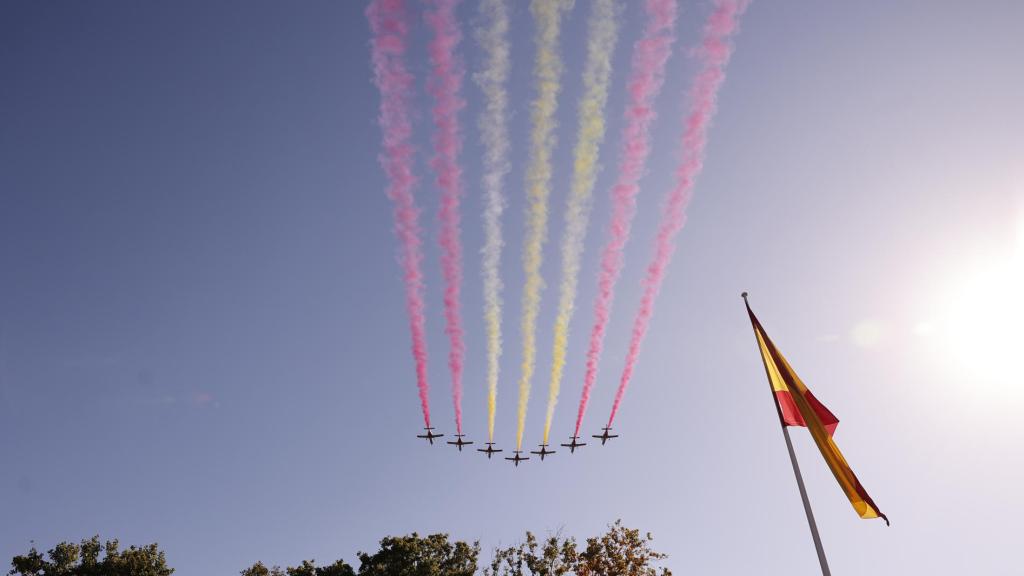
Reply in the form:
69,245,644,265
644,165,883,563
607,0,748,428
425,0,467,435
367,0,432,428
574,0,679,438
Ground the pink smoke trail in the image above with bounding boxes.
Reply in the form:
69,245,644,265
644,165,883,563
367,0,432,428
425,0,467,435
574,0,679,438
606,0,749,428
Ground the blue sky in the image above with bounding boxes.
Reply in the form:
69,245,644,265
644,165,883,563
3,1,1023,573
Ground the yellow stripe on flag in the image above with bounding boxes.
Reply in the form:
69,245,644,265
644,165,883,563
748,301,888,524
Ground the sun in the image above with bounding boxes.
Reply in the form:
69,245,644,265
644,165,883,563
941,219,1024,387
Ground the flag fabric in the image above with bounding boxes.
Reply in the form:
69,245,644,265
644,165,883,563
764,341,840,437
745,296,888,524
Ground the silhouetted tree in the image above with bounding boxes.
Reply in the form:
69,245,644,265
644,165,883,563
8,536,173,576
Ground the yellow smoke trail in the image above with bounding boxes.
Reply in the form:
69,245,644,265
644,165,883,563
475,0,510,443
542,0,619,445
516,0,572,451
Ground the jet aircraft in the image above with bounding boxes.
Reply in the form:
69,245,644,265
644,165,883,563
592,427,618,445
477,442,503,459
530,444,556,461
505,451,530,467
560,436,587,453
416,427,444,445
447,434,474,451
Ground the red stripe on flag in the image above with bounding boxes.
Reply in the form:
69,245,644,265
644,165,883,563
775,390,839,436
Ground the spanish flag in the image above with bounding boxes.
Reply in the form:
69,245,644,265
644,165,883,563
744,295,888,525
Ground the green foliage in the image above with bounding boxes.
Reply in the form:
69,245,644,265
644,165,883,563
11,521,670,576
239,559,355,576
8,536,173,576
486,532,577,576
239,561,287,576
306,559,358,576
576,521,671,576
242,534,475,576
356,534,480,576
485,521,671,576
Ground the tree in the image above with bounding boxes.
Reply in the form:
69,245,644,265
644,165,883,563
12,522,670,576
485,532,577,576
298,559,357,576
356,534,480,576
239,561,278,576
485,521,671,576
8,536,173,576
239,559,355,576
242,534,476,576
575,521,671,576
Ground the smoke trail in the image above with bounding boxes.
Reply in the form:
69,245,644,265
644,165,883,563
574,0,678,438
366,0,432,428
475,0,511,443
425,0,468,435
516,0,572,451
607,0,749,428
542,0,619,445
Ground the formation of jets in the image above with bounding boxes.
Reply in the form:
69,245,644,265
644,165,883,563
417,427,618,466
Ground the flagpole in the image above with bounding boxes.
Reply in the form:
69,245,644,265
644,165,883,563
780,424,831,575
742,292,831,576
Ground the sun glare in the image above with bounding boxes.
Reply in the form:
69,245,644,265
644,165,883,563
942,221,1024,388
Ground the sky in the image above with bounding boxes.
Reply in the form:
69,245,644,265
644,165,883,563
2,1,1023,574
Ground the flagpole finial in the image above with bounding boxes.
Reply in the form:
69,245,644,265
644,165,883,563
741,291,749,300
